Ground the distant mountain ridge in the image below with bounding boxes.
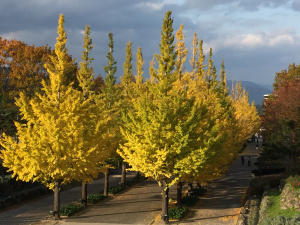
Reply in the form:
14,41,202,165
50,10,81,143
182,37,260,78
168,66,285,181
228,81,272,105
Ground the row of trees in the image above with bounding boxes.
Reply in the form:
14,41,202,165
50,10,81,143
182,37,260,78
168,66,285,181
262,63,300,170
0,11,260,222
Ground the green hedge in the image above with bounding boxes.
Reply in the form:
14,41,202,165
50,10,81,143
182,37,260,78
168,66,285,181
169,207,189,220
87,193,105,204
0,177,41,198
181,196,199,207
0,186,52,211
60,204,84,216
190,188,206,197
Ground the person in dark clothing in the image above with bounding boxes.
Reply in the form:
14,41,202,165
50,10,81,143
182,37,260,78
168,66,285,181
248,156,251,166
241,156,244,165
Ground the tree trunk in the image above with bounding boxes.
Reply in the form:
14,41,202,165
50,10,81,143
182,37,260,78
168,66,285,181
136,171,139,182
188,182,193,191
121,162,126,188
104,170,109,196
53,181,60,219
81,181,87,206
177,181,182,209
161,178,169,223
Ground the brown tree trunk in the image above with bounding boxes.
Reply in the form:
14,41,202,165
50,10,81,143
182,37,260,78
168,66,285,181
104,170,109,196
135,171,139,182
177,181,182,209
81,181,87,206
161,178,169,223
121,162,126,188
188,182,193,191
53,180,60,219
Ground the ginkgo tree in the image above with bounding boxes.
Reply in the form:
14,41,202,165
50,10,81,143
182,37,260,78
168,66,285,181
0,14,110,219
100,32,122,196
117,11,221,223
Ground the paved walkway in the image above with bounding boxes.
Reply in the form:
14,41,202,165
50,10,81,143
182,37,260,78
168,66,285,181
178,142,260,225
0,170,137,225
1,142,259,225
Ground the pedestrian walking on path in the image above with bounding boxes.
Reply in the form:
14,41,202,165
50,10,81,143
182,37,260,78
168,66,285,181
248,156,251,166
241,155,244,165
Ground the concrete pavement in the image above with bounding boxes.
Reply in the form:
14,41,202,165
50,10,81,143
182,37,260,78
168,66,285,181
0,142,259,225
0,170,137,225
177,142,260,225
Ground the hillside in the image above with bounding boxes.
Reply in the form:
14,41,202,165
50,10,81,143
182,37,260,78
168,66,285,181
228,81,272,105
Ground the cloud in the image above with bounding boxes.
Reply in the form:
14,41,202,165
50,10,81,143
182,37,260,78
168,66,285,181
291,0,300,11
0,0,299,86
203,29,300,53
182,0,290,12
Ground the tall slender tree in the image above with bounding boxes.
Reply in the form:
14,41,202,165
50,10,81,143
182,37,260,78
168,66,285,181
175,24,187,81
120,40,134,188
102,32,121,196
118,11,211,223
77,24,94,206
0,15,110,219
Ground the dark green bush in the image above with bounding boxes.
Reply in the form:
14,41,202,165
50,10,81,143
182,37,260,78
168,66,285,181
168,207,189,220
248,174,284,196
251,169,260,176
181,196,199,207
190,188,206,197
108,185,123,194
0,186,51,211
0,176,41,198
125,179,137,187
87,193,105,204
60,204,84,216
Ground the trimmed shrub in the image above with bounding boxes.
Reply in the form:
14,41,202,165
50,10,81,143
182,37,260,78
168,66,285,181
108,185,123,194
0,186,52,211
191,188,206,197
168,207,189,220
181,196,199,207
59,204,84,216
87,193,105,204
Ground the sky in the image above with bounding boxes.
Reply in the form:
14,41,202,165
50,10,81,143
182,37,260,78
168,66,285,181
1,0,300,85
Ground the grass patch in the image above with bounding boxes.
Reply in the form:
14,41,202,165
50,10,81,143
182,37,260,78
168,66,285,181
265,189,299,218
